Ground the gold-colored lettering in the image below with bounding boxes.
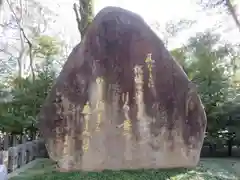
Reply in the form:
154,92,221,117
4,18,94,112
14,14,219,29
82,101,91,153
96,113,101,131
82,101,90,115
145,53,155,88
134,65,144,111
82,138,89,153
122,92,133,160
95,100,104,132
123,119,132,136
122,93,132,137
96,77,103,84
94,77,104,132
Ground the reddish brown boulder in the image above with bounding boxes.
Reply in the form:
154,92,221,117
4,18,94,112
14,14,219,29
38,6,207,171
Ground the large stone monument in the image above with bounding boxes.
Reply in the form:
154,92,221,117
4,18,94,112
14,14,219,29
38,6,207,172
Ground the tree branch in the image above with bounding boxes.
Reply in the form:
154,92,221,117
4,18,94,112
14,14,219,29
73,0,94,39
6,0,35,80
225,0,240,32
73,3,82,38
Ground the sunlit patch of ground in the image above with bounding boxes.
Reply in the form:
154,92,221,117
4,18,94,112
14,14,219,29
9,158,240,180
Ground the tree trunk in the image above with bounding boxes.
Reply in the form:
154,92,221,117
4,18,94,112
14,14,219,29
73,0,94,39
227,137,233,156
6,0,35,80
225,0,240,32
209,144,213,155
28,44,35,80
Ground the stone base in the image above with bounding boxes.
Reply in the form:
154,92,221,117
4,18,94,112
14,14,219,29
55,149,200,172
47,132,202,172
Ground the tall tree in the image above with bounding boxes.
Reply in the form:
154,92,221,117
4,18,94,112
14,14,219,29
73,0,94,39
0,35,60,134
199,0,240,32
171,30,240,153
0,0,56,80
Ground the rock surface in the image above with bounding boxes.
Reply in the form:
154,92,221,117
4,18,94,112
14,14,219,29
38,6,207,172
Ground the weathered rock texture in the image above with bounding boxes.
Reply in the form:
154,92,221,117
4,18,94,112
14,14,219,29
38,6,207,172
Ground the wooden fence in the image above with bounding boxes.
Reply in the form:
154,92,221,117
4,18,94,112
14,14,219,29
201,145,240,157
0,134,47,173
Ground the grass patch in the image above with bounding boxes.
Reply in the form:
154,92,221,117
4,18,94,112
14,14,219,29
10,158,240,180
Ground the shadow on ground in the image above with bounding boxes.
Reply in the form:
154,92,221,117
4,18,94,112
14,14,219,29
10,158,240,180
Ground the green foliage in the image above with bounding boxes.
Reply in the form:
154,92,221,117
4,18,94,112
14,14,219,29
0,35,59,134
0,67,55,134
33,35,61,58
171,30,240,146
